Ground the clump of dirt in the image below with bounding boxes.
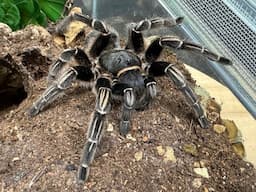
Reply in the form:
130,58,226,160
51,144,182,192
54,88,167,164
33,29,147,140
0,23,256,192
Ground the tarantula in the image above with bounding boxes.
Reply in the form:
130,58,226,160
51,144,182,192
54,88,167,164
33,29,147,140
27,12,231,182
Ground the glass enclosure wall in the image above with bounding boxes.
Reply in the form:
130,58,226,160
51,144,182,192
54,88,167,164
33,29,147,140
73,0,256,118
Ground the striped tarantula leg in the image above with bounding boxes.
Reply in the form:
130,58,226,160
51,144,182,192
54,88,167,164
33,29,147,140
56,12,109,35
78,77,111,182
48,48,91,83
112,82,136,136
62,0,73,16
126,17,183,53
120,88,136,136
144,76,157,99
28,67,78,117
160,36,232,65
136,76,157,110
148,61,209,128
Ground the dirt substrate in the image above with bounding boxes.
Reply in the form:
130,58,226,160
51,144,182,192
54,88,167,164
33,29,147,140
0,23,256,192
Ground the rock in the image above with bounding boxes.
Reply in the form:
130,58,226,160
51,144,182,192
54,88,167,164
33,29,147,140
0,23,12,36
62,7,88,45
193,161,206,168
126,134,136,141
12,157,20,162
66,178,73,186
163,146,176,163
156,146,176,163
134,151,143,161
156,146,165,156
192,178,202,188
107,123,114,132
142,136,149,142
194,167,210,178
174,116,180,123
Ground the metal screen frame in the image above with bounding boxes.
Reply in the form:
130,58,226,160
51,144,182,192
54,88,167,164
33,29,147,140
159,0,256,118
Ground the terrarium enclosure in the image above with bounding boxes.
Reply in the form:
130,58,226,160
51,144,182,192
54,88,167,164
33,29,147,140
0,0,256,191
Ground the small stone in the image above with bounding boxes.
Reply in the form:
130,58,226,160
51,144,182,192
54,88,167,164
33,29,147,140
194,167,210,178
66,178,73,186
0,23,12,35
12,157,20,162
193,161,206,168
107,123,114,132
192,178,202,188
156,146,165,156
213,124,226,134
163,146,176,163
102,153,108,157
174,116,180,123
194,162,200,168
126,134,136,141
134,151,143,161
240,167,245,173
142,136,149,142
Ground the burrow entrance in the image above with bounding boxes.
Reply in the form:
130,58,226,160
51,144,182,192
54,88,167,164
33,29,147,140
0,55,28,111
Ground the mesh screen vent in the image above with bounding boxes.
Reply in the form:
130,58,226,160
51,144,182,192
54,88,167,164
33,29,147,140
179,0,256,92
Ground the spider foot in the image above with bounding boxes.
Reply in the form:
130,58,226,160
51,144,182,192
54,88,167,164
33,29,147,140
198,115,210,128
27,104,40,117
77,165,90,182
119,121,131,136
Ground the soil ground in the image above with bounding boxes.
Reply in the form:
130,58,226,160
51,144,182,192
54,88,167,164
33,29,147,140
0,23,256,192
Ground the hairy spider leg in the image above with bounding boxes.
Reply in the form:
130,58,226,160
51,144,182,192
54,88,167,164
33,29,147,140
134,76,157,111
111,82,135,136
126,17,183,53
48,48,91,83
55,12,119,58
145,36,232,65
120,87,136,136
56,12,107,34
27,66,94,117
148,61,209,128
62,0,74,16
144,76,157,100
78,77,111,182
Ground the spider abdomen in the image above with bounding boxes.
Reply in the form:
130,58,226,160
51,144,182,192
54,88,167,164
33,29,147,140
99,49,141,75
